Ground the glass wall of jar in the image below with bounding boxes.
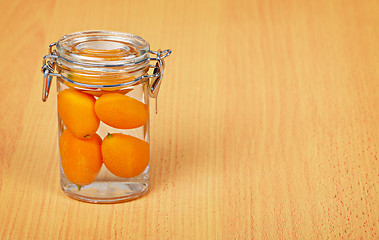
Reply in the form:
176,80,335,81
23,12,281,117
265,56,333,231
41,31,171,203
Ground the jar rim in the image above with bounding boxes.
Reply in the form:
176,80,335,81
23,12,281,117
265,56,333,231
56,30,150,67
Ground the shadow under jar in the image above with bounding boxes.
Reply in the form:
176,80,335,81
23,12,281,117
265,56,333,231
41,31,171,203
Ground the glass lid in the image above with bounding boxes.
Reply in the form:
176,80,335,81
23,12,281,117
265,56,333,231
56,31,150,67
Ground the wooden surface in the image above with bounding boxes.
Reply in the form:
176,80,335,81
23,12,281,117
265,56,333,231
0,0,378,239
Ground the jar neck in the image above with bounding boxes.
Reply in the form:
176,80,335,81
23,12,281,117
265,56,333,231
56,61,150,89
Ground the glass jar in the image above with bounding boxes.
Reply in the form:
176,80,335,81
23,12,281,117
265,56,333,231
41,31,171,203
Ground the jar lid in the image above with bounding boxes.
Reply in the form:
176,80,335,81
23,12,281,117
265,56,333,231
56,31,150,67
41,31,171,102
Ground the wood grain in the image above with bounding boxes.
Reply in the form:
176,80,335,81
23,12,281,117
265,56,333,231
0,0,378,239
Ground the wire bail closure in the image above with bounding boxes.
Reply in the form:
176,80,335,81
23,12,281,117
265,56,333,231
41,42,171,102
41,43,58,102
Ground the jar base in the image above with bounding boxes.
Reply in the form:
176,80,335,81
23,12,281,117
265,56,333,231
61,182,149,204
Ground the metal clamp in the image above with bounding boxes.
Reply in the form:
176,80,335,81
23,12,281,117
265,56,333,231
148,49,171,98
41,42,171,102
41,43,58,102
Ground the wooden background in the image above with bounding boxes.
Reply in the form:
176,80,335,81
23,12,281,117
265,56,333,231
0,0,378,239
